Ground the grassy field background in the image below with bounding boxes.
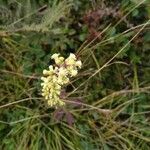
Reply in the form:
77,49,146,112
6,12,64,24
0,0,150,149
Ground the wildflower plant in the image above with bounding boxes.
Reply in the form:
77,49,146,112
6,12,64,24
41,53,82,108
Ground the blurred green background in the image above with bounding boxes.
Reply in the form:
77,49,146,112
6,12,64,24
0,0,150,149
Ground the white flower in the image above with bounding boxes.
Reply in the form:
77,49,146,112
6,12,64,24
55,56,64,65
70,69,78,77
41,76,46,81
49,65,53,71
43,69,48,75
65,58,75,65
41,53,82,108
51,53,64,65
51,53,60,60
65,53,77,65
76,60,82,68
69,53,76,60
52,76,58,83
58,67,67,76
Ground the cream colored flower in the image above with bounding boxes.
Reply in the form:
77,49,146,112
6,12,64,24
51,53,64,65
41,53,82,108
70,69,78,77
58,67,67,76
69,53,76,60
55,56,64,65
76,60,82,68
51,53,60,59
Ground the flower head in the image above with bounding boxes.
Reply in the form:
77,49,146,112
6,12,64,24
51,54,64,65
41,53,82,108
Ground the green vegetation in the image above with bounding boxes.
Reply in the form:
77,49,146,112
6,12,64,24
0,0,150,149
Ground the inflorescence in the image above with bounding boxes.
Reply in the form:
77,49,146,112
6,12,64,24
41,53,82,107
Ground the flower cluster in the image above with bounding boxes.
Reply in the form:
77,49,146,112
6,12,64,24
41,53,82,107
